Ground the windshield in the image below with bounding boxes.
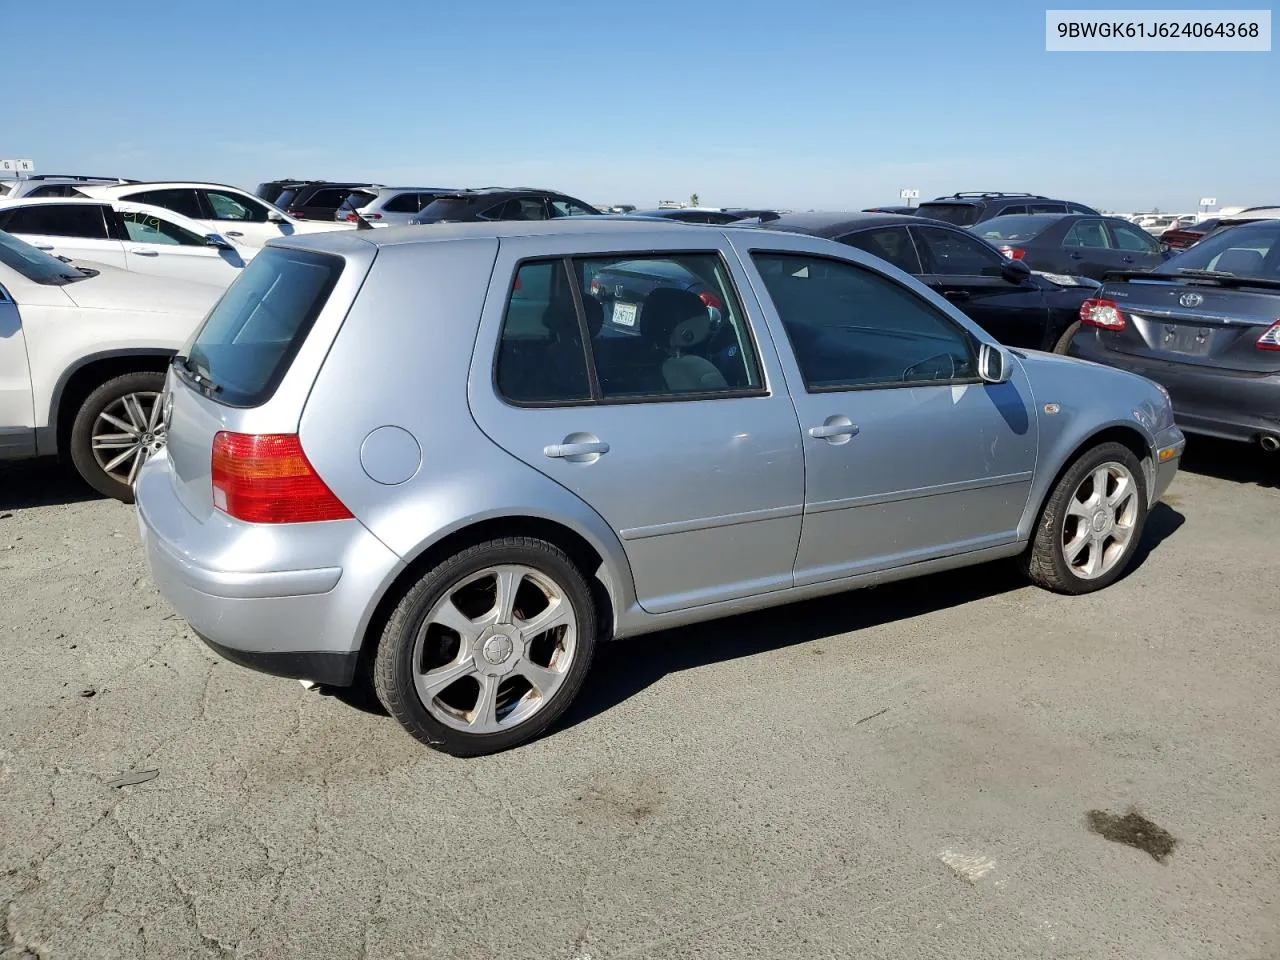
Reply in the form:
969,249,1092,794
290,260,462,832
0,230,87,284
417,197,475,222
1160,222,1280,280
915,203,979,226
970,216,1058,243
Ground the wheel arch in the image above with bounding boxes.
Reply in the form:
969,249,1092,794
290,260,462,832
356,511,631,668
1021,420,1154,540
46,349,175,457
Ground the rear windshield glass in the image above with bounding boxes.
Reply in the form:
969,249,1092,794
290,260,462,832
187,247,344,406
337,190,376,212
970,216,1057,243
418,197,476,221
915,203,979,226
274,188,300,208
1161,222,1280,280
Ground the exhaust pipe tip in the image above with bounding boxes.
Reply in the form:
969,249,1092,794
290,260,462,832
1260,434,1280,453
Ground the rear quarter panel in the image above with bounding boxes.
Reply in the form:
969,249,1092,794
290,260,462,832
297,239,640,636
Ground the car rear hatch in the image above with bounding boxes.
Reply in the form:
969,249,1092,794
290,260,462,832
1093,273,1280,373
162,244,361,521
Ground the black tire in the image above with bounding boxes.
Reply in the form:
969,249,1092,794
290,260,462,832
69,371,167,503
373,537,598,757
1052,321,1081,354
1021,441,1148,595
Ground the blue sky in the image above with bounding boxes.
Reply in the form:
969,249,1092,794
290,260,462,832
5,0,1275,212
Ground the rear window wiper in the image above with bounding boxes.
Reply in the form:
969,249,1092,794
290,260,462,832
173,354,223,394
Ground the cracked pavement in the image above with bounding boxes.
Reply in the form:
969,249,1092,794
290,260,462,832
2,446,1278,959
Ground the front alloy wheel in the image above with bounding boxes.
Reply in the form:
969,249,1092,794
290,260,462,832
69,371,168,502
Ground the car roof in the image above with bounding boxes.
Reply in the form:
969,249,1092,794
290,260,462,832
741,211,922,238
84,181,253,195
272,218,771,255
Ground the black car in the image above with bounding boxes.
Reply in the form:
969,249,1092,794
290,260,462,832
1067,219,1280,450
862,205,917,216
968,214,1170,281
915,192,1099,227
412,188,600,224
626,207,780,225
745,212,1101,352
254,179,320,203
275,181,373,220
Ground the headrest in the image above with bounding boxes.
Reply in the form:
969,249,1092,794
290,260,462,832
639,288,711,351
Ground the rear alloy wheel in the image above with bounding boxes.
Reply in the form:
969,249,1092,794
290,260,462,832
1022,441,1148,594
373,537,597,756
69,372,167,503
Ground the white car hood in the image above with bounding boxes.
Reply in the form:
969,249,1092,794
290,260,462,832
61,260,222,316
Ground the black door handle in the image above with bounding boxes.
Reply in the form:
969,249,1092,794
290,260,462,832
1122,255,1134,263
943,289,970,301
1069,251,1083,260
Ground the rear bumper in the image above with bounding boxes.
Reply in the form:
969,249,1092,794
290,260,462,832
1069,333,1280,443
135,451,403,685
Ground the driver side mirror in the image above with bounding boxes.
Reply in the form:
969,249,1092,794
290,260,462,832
204,234,234,250
266,210,286,223
1000,258,1032,283
977,342,1011,384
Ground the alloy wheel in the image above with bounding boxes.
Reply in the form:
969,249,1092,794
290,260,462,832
90,391,165,487
1061,461,1140,580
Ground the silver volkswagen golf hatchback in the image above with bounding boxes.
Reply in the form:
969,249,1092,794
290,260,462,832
136,220,1185,755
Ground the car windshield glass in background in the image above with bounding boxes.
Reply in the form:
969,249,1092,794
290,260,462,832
274,188,300,208
970,216,1055,243
1161,222,1280,280
419,197,475,221
915,203,979,226
186,248,343,406
0,229,85,284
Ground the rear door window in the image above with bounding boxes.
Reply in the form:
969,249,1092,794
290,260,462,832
300,187,353,210
420,197,477,221
1028,202,1067,214
381,192,419,213
1062,220,1111,249
911,226,1006,276
1108,222,1161,253
127,188,203,220
203,190,270,222
0,203,110,238
186,247,344,406
839,227,922,273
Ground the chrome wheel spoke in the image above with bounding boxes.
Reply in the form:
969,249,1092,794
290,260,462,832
121,393,149,431
1081,536,1105,578
92,432,138,450
516,660,561,695
471,674,501,731
492,567,521,624
432,598,481,642
1065,496,1093,520
518,597,571,638
102,446,140,475
126,448,146,484
1064,527,1090,563
417,656,477,701
147,394,164,431
1106,474,1133,509
98,411,139,437
1091,467,1111,502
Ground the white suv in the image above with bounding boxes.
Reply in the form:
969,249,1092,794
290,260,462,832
0,230,219,500
334,186,461,226
0,197,255,287
78,182,353,248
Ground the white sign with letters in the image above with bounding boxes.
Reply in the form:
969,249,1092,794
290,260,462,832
1199,197,1217,207
900,188,920,200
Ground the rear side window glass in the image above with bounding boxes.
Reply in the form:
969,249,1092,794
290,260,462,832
1028,203,1067,214
420,197,476,221
840,227,922,273
1062,220,1111,248
129,188,203,220
576,253,761,399
187,248,343,406
301,188,352,208
1109,222,1160,253
339,191,378,212
915,203,978,226
996,204,1028,216
0,203,109,239
495,260,592,404
121,210,204,246
381,192,419,213
912,227,1005,276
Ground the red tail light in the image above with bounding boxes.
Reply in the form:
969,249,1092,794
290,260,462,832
344,212,357,222
1080,298,1126,331
288,210,306,219
698,290,725,310
211,432,352,524
1257,320,1280,351
999,246,1026,260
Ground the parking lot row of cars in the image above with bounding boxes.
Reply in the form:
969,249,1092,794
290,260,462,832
0,173,1276,505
